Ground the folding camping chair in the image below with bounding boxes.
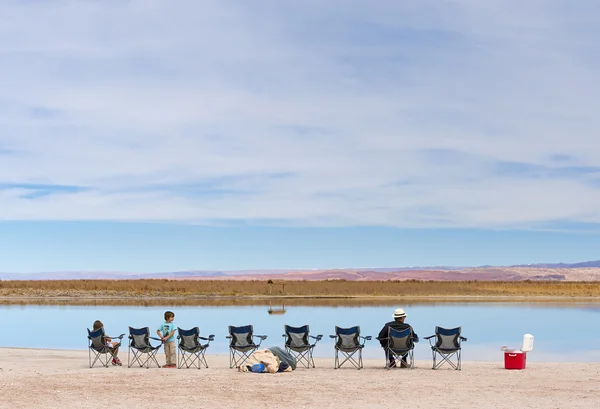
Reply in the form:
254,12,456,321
329,326,371,369
226,325,267,368
177,327,215,369
87,327,124,368
377,327,416,369
282,324,323,368
128,326,163,368
424,326,467,370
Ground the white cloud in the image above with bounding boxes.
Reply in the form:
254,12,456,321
1,0,600,229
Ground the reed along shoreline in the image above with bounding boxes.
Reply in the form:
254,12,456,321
2,279,600,299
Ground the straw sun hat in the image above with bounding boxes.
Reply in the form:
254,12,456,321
393,308,406,318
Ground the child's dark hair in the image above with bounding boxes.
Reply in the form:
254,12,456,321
164,311,174,320
93,320,103,331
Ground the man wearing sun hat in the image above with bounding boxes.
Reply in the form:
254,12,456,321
377,308,419,368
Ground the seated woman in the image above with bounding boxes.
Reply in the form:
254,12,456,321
93,320,122,366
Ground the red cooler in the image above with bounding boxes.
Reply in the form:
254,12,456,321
504,351,527,369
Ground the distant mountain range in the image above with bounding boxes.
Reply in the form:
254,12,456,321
510,260,600,268
1,260,600,281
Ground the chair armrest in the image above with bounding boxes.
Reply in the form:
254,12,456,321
364,336,372,341
311,335,323,342
329,335,337,339
199,335,215,341
108,334,125,340
226,335,232,339
423,335,435,340
460,336,467,342
255,335,267,340
376,336,388,341
150,337,162,341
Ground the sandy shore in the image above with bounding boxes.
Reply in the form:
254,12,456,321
1,348,598,409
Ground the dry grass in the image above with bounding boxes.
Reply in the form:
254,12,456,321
2,279,600,298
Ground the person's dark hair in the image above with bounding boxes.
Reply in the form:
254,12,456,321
93,320,103,331
164,311,175,320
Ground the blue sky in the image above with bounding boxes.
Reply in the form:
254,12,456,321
1,1,600,273
1,222,599,273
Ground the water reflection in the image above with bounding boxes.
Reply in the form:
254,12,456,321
1,300,600,362
2,296,600,309
267,300,286,315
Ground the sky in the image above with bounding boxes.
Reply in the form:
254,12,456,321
1,0,600,273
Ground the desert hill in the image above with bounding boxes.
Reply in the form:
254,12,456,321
167,267,599,281
2,261,600,281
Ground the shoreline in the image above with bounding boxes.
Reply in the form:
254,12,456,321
2,294,600,303
1,348,598,408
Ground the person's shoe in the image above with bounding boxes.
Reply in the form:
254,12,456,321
400,360,410,368
162,364,170,368
111,357,122,366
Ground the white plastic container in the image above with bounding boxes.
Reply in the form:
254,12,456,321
521,334,534,352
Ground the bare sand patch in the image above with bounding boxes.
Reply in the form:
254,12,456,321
1,348,598,408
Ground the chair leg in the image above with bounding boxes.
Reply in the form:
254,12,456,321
230,349,253,368
128,349,157,369
386,349,414,370
337,350,361,369
433,351,460,370
90,351,100,368
149,351,160,368
358,349,363,369
200,351,209,369
179,351,201,369
293,348,316,369
294,350,311,369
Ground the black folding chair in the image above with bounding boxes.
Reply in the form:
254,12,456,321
424,326,467,370
87,328,124,368
177,327,215,369
127,326,162,368
282,325,323,368
378,327,416,369
329,326,371,369
226,325,267,368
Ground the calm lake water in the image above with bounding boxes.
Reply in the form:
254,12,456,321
2,301,599,362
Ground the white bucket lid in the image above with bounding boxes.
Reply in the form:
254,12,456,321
521,334,534,352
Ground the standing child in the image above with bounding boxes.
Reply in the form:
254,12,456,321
157,311,177,368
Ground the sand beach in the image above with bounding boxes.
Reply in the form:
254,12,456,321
1,348,598,409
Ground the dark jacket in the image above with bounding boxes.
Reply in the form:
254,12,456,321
378,320,419,347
